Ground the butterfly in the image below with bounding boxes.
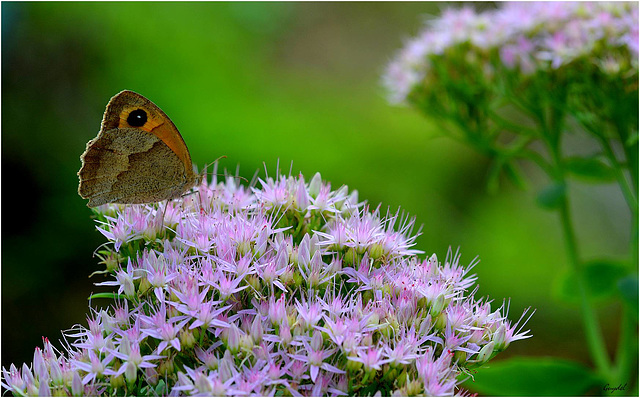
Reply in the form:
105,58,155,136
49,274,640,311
78,90,198,207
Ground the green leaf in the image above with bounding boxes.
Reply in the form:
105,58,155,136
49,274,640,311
626,132,638,147
88,292,125,301
617,274,639,314
554,259,628,304
155,380,167,395
565,156,616,182
536,182,566,210
464,357,601,396
584,259,628,299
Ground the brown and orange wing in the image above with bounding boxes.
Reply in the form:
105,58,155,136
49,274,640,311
100,90,193,170
77,90,196,207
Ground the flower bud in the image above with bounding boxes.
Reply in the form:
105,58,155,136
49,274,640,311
194,372,213,395
308,173,322,198
346,358,363,372
145,367,159,387
430,295,446,317
294,177,310,210
100,251,121,273
49,360,64,387
227,324,241,354
279,324,293,346
250,316,264,344
246,275,261,291
138,277,152,295
124,362,137,386
38,379,51,397
157,358,175,376
218,351,235,382
453,350,467,365
435,312,448,331
345,247,359,266
237,240,251,257
493,324,508,351
240,334,254,352
180,329,197,350
368,243,384,260
476,341,495,364
383,367,397,382
110,373,125,389
310,331,323,351
362,333,373,347
406,377,423,396
71,372,83,397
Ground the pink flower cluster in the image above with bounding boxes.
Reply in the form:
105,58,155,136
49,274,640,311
2,172,532,396
385,2,639,103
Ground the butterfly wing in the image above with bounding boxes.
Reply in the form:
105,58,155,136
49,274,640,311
78,90,196,207
78,128,193,206
101,90,194,169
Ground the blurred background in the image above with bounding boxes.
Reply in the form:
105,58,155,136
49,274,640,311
1,2,631,394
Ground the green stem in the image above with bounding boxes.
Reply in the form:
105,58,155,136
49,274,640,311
587,127,638,215
567,99,639,391
542,98,613,380
602,137,639,270
558,194,612,377
577,118,638,270
612,115,639,194
488,109,539,137
520,149,554,176
612,305,638,393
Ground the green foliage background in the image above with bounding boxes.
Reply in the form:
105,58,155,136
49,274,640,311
1,2,630,395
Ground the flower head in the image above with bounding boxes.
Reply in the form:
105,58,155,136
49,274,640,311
385,2,639,103
2,171,531,396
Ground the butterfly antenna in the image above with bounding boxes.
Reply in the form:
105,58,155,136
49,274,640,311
228,174,249,184
202,156,226,174
198,156,226,183
200,157,247,184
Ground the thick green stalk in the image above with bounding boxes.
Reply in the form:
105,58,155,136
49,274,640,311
591,134,638,212
608,148,637,268
612,305,638,394
543,101,613,381
558,193,612,378
593,126,638,395
571,108,638,393
591,131,638,269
